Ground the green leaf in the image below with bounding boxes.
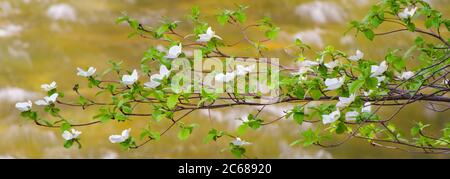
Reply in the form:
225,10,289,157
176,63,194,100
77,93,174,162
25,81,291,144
348,79,365,94
335,122,348,134
310,89,322,100
60,122,71,132
78,96,88,106
21,111,38,121
178,128,191,140
128,19,139,30
386,51,405,71
177,124,198,141
141,129,161,141
155,24,169,38
406,21,416,32
63,140,74,149
293,112,304,125
217,14,229,25
190,6,200,19
167,94,180,109
363,29,374,41
300,128,318,147
365,77,378,89
293,86,305,99
265,27,280,40
237,124,249,136
234,9,247,23
411,122,431,136
149,131,161,141
204,129,223,143
114,113,128,121
245,114,263,130
116,14,129,24
121,105,133,114
230,145,246,158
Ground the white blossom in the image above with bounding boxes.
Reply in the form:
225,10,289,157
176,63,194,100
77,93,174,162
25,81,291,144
62,129,82,141
165,43,182,59
197,27,222,42
299,60,320,67
324,77,345,91
376,76,386,86
395,71,415,81
144,65,171,89
336,94,356,108
370,61,388,77
322,109,341,124
215,72,235,83
363,90,374,96
41,81,57,92
241,116,249,123
345,111,359,122
348,50,364,61
77,67,96,77
121,69,138,85
362,102,372,113
35,93,58,106
324,60,339,69
398,7,418,19
231,137,251,146
293,67,312,75
109,128,131,143
15,100,32,111
236,64,255,76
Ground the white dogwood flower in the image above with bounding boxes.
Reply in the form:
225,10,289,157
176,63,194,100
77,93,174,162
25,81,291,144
165,43,182,59
336,94,356,108
231,137,251,146
293,66,312,76
324,61,339,69
325,77,345,91
370,61,388,77
322,109,341,124
398,7,418,19
109,128,131,143
41,81,57,92
395,71,415,81
348,50,364,61
215,72,235,83
241,116,249,123
362,102,372,113
77,67,96,77
144,65,171,89
62,129,82,141
299,60,320,67
121,69,138,85
35,93,58,106
363,90,374,96
345,111,359,122
236,64,256,76
375,76,386,86
197,27,222,42
15,101,32,111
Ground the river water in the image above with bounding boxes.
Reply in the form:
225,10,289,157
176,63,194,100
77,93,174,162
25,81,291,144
0,0,449,158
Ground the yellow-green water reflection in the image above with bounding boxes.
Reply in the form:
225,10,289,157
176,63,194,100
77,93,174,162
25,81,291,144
0,0,449,158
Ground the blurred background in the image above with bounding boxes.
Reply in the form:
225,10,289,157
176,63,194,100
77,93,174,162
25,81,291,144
0,0,449,159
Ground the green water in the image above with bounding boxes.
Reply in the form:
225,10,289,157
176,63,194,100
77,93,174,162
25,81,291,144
0,0,449,158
